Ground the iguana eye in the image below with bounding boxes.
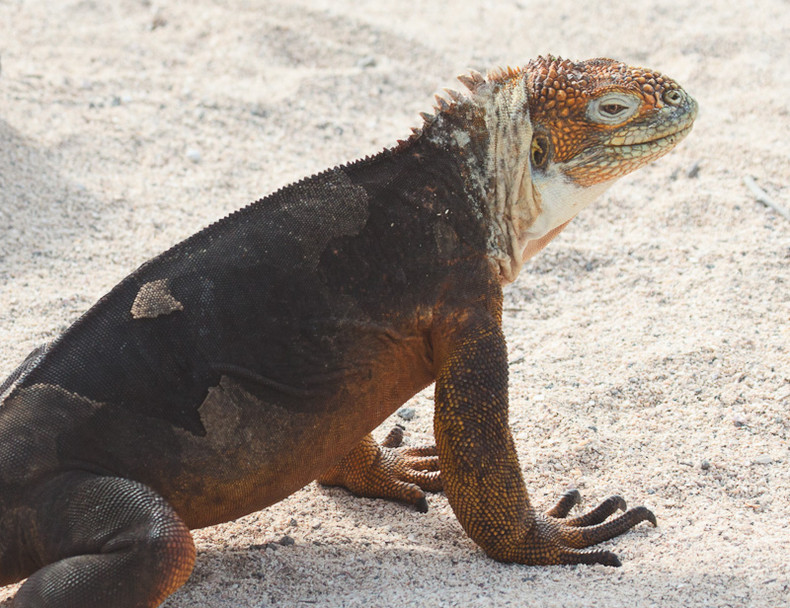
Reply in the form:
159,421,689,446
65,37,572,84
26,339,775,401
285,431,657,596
587,93,641,125
601,103,628,116
530,134,550,169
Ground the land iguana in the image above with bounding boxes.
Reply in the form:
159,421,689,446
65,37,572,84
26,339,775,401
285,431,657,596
0,56,697,607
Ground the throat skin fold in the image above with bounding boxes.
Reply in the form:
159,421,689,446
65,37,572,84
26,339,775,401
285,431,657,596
481,77,543,283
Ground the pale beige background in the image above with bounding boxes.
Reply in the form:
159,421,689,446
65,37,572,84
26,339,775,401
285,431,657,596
0,1,788,606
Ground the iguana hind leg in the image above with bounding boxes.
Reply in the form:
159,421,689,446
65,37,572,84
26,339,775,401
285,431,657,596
318,427,442,512
13,473,195,608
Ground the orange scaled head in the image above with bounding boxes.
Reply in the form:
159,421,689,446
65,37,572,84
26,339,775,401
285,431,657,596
524,56,697,186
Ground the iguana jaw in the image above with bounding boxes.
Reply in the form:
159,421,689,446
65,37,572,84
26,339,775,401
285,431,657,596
557,101,697,188
524,105,696,244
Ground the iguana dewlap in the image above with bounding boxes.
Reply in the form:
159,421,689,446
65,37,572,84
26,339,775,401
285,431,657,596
0,56,696,607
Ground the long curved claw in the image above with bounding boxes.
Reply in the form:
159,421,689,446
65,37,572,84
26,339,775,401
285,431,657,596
563,495,627,527
561,505,657,549
545,488,582,518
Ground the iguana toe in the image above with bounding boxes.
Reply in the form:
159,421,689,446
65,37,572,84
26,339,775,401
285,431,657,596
546,492,655,553
545,488,582,518
556,504,656,549
381,425,407,448
561,494,628,527
479,490,655,566
318,432,442,510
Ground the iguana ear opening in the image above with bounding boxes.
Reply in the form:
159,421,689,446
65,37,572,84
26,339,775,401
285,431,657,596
530,133,550,170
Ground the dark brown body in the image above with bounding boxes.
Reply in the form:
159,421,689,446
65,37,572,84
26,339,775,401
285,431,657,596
0,138,493,579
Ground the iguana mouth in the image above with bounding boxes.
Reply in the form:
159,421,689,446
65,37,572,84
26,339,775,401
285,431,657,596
562,106,697,187
607,123,694,153
607,101,698,148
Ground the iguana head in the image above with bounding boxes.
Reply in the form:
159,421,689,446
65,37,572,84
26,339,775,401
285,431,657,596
422,56,698,283
526,56,697,187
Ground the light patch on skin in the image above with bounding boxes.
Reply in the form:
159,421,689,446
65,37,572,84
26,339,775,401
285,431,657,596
131,279,184,319
275,168,369,270
196,377,244,449
453,129,471,148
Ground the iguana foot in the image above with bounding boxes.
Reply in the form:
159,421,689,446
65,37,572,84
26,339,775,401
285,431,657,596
318,426,442,512
509,489,656,567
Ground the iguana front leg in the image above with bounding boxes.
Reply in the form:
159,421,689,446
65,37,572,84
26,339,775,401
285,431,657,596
318,427,442,512
433,307,655,566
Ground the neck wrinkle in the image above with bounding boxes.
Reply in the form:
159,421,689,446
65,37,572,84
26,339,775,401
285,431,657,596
481,79,541,284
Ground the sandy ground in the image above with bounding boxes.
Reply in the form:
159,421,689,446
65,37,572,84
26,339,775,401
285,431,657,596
1,0,788,606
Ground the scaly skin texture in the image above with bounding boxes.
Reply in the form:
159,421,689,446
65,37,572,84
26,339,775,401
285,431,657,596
318,426,442,512
0,57,696,607
525,57,695,185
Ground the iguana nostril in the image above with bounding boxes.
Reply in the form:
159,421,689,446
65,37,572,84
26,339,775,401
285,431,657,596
663,89,683,105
